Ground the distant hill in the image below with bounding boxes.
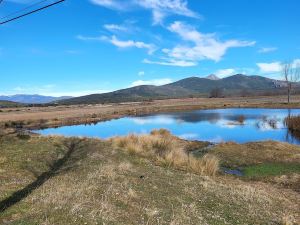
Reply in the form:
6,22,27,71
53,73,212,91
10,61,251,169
57,74,292,105
0,95,72,104
0,100,24,108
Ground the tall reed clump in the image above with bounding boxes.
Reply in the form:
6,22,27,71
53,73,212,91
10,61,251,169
284,115,300,131
110,129,219,176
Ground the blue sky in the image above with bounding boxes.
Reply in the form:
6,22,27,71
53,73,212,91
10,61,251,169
1,0,300,96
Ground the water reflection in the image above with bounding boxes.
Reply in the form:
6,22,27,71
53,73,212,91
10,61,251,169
36,108,300,145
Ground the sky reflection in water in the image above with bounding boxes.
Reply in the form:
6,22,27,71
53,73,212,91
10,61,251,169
36,108,300,145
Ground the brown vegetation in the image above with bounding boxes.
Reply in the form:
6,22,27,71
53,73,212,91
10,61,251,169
111,129,219,176
285,115,300,132
0,134,299,224
1,95,300,131
210,141,300,167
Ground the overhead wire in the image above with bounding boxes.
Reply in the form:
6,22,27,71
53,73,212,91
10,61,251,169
0,0,50,20
0,0,65,25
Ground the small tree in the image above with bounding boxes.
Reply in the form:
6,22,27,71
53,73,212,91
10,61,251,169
282,61,300,103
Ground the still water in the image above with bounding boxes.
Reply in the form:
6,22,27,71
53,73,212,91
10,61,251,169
35,108,300,144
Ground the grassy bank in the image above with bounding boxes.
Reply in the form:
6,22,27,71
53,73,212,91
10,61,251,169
209,141,300,167
209,141,300,191
2,95,300,131
0,132,299,224
243,163,300,178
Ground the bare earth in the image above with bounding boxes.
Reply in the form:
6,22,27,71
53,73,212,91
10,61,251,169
1,95,300,129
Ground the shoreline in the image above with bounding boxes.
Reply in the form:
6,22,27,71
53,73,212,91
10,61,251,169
1,95,300,131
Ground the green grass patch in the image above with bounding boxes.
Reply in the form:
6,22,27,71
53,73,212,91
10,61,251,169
243,163,300,178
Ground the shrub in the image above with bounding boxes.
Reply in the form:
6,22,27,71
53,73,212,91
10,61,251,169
111,130,219,176
284,115,300,131
150,128,171,137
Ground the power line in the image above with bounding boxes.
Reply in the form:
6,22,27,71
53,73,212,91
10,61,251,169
0,0,50,20
0,0,65,25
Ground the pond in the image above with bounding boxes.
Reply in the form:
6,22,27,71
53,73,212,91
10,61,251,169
35,108,300,145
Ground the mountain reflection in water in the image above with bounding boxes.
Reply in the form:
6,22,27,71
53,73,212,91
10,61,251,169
36,108,300,145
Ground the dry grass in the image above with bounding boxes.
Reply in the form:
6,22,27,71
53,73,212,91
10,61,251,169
1,135,300,224
285,115,300,131
281,215,298,225
111,129,219,176
284,113,300,156
210,141,300,167
2,95,300,130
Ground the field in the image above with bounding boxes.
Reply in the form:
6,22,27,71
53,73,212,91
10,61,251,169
0,96,300,224
0,133,299,224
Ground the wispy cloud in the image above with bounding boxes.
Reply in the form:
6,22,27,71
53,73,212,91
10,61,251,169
149,21,255,66
90,0,200,24
77,34,156,55
167,21,255,62
258,47,277,53
90,0,128,10
136,0,200,24
105,35,156,54
130,78,172,87
143,58,196,67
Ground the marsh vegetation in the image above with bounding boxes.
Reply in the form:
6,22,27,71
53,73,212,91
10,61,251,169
0,132,299,224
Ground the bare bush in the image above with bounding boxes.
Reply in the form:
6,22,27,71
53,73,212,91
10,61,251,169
282,61,300,103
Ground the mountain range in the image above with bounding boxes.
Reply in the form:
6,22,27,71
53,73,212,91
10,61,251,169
57,74,291,105
0,95,72,104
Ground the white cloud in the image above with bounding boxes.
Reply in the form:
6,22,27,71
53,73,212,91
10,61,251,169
160,21,255,65
90,0,128,10
130,78,172,87
90,0,200,24
215,69,236,78
138,71,145,76
258,47,277,53
108,35,156,54
77,34,156,55
257,62,282,73
257,59,300,74
143,58,197,67
104,24,128,32
136,0,200,24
